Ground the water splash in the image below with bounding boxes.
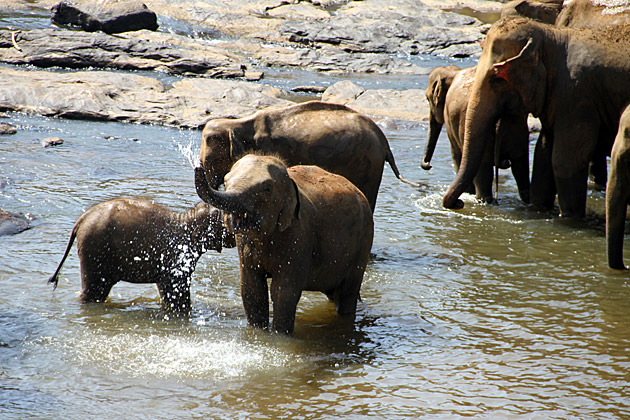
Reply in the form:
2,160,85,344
174,137,199,169
47,328,299,379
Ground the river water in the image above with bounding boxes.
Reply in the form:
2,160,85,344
2,8,630,420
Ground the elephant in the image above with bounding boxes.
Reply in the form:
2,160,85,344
606,105,630,270
422,65,531,204
48,199,232,312
555,0,630,28
501,0,563,24
442,17,630,218
197,100,417,213
194,155,374,335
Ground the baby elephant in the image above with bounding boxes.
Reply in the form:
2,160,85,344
195,155,374,335
48,198,232,312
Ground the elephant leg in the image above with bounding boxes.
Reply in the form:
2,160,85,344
473,161,495,203
332,272,363,317
555,169,589,218
589,151,608,190
451,144,475,195
157,277,191,313
78,256,117,303
241,268,270,330
270,273,303,335
530,132,556,210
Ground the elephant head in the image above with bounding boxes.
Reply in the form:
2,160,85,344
198,117,255,190
422,65,459,170
195,155,300,237
606,106,630,270
443,18,547,209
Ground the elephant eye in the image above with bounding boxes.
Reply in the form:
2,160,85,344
262,181,272,192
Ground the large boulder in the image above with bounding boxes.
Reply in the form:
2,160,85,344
51,0,158,34
0,210,33,236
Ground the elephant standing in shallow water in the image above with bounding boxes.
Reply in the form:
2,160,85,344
442,17,630,218
422,65,530,204
197,100,417,213
195,155,374,335
48,199,231,313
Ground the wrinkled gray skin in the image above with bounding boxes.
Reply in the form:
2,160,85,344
606,106,630,270
198,101,417,213
195,155,374,335
48,199,231,313
442,17,630,218
422,65,530,204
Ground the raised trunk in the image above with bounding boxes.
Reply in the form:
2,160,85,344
421,116,443,170
443,80,499,209
194,166,247,214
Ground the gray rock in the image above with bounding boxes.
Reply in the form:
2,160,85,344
321,81,365,104
0,67,292,129
0,209,33,236
0,122,16,135
0,28,251,78
51,0,159,34
42,137,64,147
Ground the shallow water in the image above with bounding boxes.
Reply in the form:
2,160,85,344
1,6,630,420
1,109,629,419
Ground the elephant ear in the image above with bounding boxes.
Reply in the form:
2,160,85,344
228,128,247,160
492,37,546,115
277,179,301,232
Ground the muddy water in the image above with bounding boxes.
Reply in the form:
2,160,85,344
1,107,629,419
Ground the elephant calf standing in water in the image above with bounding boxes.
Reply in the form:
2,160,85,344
195,155,374,335
607,105,630,270
48,199,232,312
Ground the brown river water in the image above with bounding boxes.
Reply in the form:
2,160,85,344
1,108,628,419
1,8,629,420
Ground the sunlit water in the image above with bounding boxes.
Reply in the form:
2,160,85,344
1,7,630,420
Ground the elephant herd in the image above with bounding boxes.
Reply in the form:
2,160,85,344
49,0,630,335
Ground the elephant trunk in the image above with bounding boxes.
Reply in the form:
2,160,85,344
606,180,628,270
421,116,443,170
194,167,248,214
443,79,500,209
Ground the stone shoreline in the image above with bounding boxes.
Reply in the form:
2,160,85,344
0,0,507,127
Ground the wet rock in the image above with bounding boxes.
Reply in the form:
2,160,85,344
42,137,64,147
0,209,33,236
0,67,292,129
281,0,486,57
322,81,429,122
291,85,327,94
0,122,16,135
0,28,249,78
51,0,159,34
321,81,365,104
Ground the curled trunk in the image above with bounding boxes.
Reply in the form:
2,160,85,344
194,166,247,214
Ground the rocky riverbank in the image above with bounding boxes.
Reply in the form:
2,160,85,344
0,0,507,127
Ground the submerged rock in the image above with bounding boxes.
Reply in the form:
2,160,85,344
0,122,16,135
51,0,159,34
0,209,33,236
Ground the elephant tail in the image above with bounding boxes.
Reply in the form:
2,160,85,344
47,225,77,291
385,143,420,188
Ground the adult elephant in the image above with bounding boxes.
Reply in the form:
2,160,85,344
442,17,630,218
606,105,630,270
555,0,630,28
48,199,231,313
195,155,374,335
197,100,417,213
422,65,530,204
501,0,563,24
